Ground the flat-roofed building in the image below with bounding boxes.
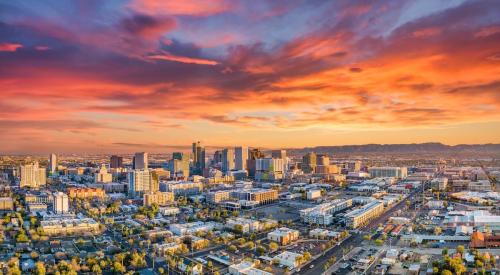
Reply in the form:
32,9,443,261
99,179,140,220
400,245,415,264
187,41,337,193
368,167,407,179
468,180,492,192
267,227,299,245
225,218,261,233
0,197,13,210
231,188,278,205
20,162,46,188
154,242,181,256
68,187,105,199
40,217,100,236
166,181,203,196
206,190,230,203
300,199,353,225
143,191,174,206
345,200,384,228
169,221,222,236
229,261,273,275
431,178,448,191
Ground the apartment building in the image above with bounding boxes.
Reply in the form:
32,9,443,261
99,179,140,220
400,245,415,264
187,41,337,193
345,200,384,228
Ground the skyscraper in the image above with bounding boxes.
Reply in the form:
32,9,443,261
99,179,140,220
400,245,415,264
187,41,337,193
247,148,265,178
128,170,155,198
134,152,148,170
192,141,205,174
213,150,222,164
53,192,69,214
169,152,190,178
234,146,248,170
317,154,330,166
272,149,288,172
110,155,123,168
20,162,46,188
48,153,57,173
222,148,235,173
302,152,317,173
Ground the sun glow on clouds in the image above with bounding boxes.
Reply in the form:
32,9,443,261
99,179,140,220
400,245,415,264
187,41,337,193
0,0,500,152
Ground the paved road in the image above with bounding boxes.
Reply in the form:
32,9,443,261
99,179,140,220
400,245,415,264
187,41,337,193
298,233,362,275
298,190,419,275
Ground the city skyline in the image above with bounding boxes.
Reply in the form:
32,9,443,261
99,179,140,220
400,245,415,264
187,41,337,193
1,0,500,153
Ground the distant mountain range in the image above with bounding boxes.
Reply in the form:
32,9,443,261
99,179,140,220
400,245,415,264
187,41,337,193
286,143,500,155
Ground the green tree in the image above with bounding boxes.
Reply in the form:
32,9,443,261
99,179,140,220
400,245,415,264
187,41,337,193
442,248,448,256
269,242,279,251
256,246,266,255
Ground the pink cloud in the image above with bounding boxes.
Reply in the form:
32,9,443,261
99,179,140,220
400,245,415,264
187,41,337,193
35,46,50,51
475,26,500,38
0,42,23,52
148,52,219,65
129,0,234,16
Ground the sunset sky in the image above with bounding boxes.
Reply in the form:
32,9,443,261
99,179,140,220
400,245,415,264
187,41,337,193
1,0,500,154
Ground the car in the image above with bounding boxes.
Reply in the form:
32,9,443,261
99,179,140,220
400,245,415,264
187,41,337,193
309,264,314,269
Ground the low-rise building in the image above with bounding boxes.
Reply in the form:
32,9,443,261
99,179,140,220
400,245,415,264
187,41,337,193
368,167,407,179
40,217,100,236
267,227,299,245
67,187,106,199
225,218,261,233
431,178,448,191
229,261,273,275
309,228,340,239
306,189,322,200
345,200,384,228
165,181,203,196
170,221,222,236
300,199,353,225
231,188,278,205
143,191,174,206
27,203,48,213
159,207,180,215
273,251,302,269
206,190,230,203
154,242,180,256
0,197,13,210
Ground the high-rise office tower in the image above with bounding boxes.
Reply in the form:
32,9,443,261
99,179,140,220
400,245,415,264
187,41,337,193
110,155,123,168
213,150,222,164
247,148,265,178
169,152,190,178
48,153,57,173
53,192,69,214
134,152,148,170
222,148,235,172
317,154,330,166
249,148,265,160
234,146,248,170
302,152,317,173
255,158,284,181
272,150,288,172
128,170,154,197
192,141,206,173
20,162,47,188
